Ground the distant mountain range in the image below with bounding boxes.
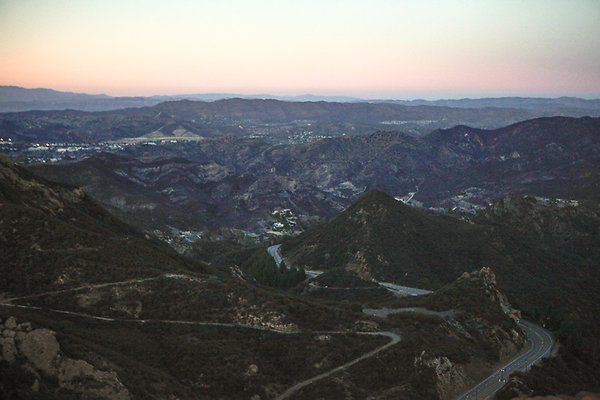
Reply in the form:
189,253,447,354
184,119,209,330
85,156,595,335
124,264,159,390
28,116,600,231
2,95,598,143
377,96,600,111
1,85,600,113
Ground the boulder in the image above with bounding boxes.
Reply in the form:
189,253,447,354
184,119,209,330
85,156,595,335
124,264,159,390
2,329,16,338
59,358,130,400
244,364,259,377
0,336,17,364
17,322,32,332
19,329,60,374
14,331,27,344
4,316,17,329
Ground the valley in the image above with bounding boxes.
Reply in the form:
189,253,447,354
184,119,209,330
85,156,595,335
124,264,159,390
1,98,599,399
3,0,600,396
4,109,596,238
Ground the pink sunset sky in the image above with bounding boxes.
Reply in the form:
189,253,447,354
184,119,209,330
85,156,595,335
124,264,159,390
1,0,599,99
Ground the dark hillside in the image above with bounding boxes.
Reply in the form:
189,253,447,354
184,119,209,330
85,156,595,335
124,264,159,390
474,195,600,331
281,190,503,287
0,153,209,296
284,189,600,397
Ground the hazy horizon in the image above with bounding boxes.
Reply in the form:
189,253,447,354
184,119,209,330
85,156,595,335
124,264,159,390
5,84,600,101
1,0,599,99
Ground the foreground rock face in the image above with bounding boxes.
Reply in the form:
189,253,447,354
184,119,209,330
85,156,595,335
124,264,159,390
18,328,60,374
0,316,130,400
414,350,469,399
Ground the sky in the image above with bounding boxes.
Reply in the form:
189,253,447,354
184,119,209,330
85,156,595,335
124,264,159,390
1,0,599,99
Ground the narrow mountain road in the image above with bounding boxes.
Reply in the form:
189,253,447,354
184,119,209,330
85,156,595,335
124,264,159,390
1,275,165,302
0,302,299,333
267,244,283,267
274,331,401,400
265,246,555,400
456,320,554,400
266,245,432,295
377,281,433,296
1,274,402,400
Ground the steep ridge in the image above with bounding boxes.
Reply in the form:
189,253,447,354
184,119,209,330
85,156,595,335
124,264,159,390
2,153,594,398
0,153,210,297
473,195,600,332
283,190,600,330
281,190,502,287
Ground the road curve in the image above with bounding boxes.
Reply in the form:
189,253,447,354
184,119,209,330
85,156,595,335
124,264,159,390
267,244,284,267
2,282,402,400
266,246,431,296
456,320,554,400
2,275,164,302
274,331,401,400
264,245,554,400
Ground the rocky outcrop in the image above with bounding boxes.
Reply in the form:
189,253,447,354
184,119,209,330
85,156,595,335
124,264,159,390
414,350,470,400
18,328,60,374
458,267,512,313
0,316,130,400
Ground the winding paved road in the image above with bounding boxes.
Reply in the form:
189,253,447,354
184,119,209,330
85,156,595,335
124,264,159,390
267,244,284,267
265,246,555,400
456,320,554,400
266,245,432,296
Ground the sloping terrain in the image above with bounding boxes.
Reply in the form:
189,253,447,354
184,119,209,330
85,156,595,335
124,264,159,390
0,153,396,399
420,116,600,204
473,195,600,332
0,154,534,399
285,268,527,400
283,190,600,398
282,189,505,287
0,153,209,297
283,190,600,329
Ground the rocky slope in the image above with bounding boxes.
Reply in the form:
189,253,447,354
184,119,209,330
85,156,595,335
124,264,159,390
0,156,400,399
0,316,130,399
281,189,502,287
287,268,526,400
473,195,600,333
0,153,209,297
284,190,600,398
283,190,600,330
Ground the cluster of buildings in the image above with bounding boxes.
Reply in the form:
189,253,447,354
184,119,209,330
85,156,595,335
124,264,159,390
1,140,128,164
534,196,579,208
266,208,300,236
